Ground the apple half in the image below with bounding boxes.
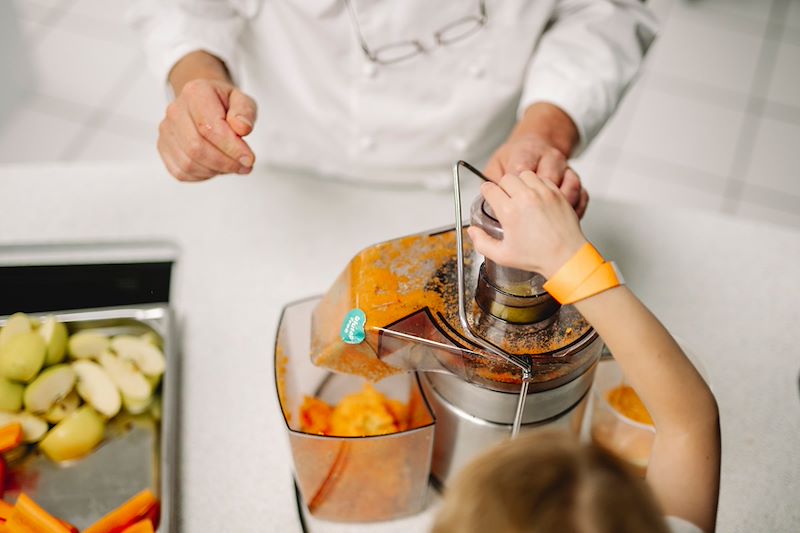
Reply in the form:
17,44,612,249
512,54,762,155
0,332,47,382
68,331,110,359
0,313,32,348
111,335,166,377
99,351,151,403
24,364,77,414
72,360,121,418
38,316,68,366
39,406,105,462
0,378,24,412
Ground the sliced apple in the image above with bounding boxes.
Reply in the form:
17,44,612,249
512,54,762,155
111,335,165,377
99,351,151,402
44,390,80,424
39,406,105,462
122,394,153,415
24,364,76,414
38,316,68,366
72,360,120,418
67,331,110,359
0,332,46,382
0,313,32,348
0,378,24,411
0,411,49,443
140,331,162,348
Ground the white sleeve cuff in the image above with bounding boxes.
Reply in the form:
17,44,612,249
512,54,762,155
516,0,658,155
128,2,246,88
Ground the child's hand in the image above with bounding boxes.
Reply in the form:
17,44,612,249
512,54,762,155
467,171,588,278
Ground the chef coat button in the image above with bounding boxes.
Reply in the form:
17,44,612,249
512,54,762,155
468,64,485,78
451,136,468,152
362,63,378,78
359,136,376,150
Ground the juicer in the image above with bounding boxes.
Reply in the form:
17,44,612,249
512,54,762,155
275,161,604,516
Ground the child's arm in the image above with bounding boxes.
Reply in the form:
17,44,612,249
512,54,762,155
468,171,720,532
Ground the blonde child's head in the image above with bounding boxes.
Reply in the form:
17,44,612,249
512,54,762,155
433,431,670,533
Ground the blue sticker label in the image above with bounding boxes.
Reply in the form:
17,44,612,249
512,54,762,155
340,308,367,344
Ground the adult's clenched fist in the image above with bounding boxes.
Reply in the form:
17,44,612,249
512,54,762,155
157,78,257,182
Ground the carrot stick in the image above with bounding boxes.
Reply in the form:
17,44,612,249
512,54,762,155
121,519,154,533
0,425,23,454
84,489,158,533
5,493,70,533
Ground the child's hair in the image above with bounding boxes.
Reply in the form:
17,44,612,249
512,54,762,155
433,431,670,533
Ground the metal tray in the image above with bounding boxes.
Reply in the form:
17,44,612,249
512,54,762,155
0,305,179,531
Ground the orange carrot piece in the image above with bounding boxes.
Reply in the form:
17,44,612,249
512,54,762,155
0,499,12,520
141,499,160,531
84,489,158,533
5,493,70,533
0,425,23,454
121,519,154,533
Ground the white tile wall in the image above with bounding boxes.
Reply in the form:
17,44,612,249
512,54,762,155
0,105,84,162
622,88,746,178
785,1,800,30
743,117,800,197
645,12,764,94
766,40,800,109
605,158,727,212
1,0,799,232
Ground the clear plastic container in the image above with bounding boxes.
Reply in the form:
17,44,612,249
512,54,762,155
275,297,435,523
590,360,655,476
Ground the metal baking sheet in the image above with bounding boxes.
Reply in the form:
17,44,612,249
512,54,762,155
0,305,178,531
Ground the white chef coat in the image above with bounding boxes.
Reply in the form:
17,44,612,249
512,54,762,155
130,0,657,188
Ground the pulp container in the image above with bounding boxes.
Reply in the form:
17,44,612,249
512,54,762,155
275,297,435,522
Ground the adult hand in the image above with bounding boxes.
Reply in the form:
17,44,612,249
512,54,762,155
157,52,257,182
484,103,589,218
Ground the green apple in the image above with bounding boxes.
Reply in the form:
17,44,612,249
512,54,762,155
0,313,32,348
44,390,80,424
24,364,76,414
0,378,24,411
67,331,110,359
38,316,68,366
0,332,47,382
0,411,49,443
72,360,120,418
111,335,165,377
39,406,105,462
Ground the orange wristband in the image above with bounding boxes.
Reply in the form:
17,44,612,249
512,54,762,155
561,261,623,304
543,243,604,304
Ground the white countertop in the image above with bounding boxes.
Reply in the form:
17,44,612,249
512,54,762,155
0,162,798,532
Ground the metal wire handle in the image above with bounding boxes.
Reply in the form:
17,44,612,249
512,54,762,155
452,160,531,437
